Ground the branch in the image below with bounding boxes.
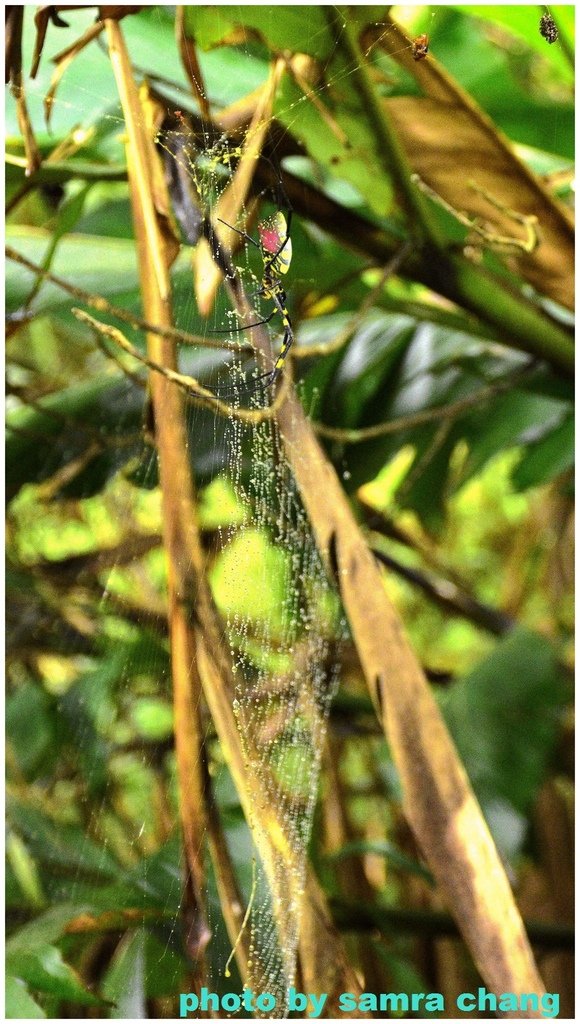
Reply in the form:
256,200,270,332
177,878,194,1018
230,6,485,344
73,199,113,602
314,365,535,443
331,899,575,952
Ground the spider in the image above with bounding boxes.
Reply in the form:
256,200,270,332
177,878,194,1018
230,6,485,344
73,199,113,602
539,12,558,44
412,34,429,60
214,204,294,395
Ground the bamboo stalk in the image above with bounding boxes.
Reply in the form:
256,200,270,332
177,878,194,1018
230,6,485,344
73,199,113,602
105,17,211,982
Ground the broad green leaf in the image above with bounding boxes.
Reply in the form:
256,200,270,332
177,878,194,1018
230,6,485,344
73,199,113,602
275,65,394,217
512,414,574,490
6,229,142,313
141,928,190,998
443,627,566,816
458,392,571,486
5,976,46,1019
331,314,416,426
6,682,57,780
7,904,93,952
455,6,574,84
6,798,122,879
184,6,330,59
101,930,146,1018
6,945,107,1006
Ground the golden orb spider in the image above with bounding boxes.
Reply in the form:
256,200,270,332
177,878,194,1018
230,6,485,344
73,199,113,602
214,205,294,395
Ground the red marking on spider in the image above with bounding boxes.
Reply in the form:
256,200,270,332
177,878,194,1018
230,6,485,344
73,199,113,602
258,223,281,254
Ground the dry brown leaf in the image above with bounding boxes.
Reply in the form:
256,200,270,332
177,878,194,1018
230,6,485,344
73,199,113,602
377,16,574,311
387,96,574,311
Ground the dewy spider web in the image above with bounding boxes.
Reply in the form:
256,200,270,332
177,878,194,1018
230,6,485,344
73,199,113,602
219,398,347,1009
169,120,349,1006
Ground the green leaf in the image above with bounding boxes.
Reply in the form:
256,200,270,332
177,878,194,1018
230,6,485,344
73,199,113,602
6,831,46,909
101,930,146,1018
512,414,574,490
6,682,57,780
455,6,574,84
443,628,566,818
6,377,145,501
6,799,122,880
141,929,189,998
275,70,394,217
131,698,174,740
458,393,571,486
184,6,330,59
5,976,46,1019
332,314,416,427
6,229,142,314
6,945,107,1006
328,839,433,884
7,904,92,952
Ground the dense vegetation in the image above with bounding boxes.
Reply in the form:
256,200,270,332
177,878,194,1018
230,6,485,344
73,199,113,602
6,5,574,1018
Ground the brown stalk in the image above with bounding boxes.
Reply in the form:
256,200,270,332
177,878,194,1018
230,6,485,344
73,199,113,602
175,6,211,121
105,17,210,979
7,7,41,177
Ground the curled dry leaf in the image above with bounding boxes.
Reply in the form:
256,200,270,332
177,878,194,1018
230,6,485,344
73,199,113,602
369,16,574,311
387,96,574,311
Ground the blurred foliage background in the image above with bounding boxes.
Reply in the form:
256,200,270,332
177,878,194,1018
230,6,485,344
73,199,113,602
5,5,574,1018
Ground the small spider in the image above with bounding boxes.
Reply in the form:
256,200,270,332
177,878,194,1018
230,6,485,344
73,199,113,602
539,12,558,44
412,34,429,61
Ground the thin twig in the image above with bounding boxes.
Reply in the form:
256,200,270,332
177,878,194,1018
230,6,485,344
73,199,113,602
412,175,540,254
5,245,251,354
72,307,289,425
314,365,534,443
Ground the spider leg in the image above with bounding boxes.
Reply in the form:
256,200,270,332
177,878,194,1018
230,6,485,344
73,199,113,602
217,217,261,251
206,309,276,334
253,317,294,390
210,316,293,399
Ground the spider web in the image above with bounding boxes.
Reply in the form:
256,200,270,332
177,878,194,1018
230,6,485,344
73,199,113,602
5,6,433,1016
158,105,349,1008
